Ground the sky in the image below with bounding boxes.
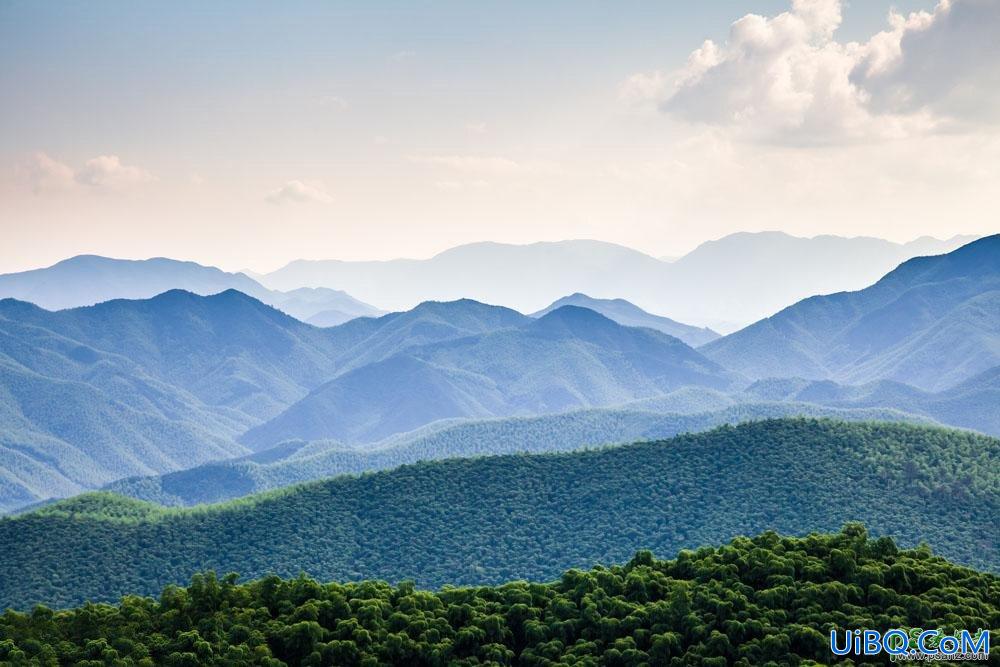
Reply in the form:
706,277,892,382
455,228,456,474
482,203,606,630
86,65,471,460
1,0,998,273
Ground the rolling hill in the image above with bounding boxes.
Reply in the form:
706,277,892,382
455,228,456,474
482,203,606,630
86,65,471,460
2,419,995,609
0,307,252,513
108,403,935,507
240,306,736,447
702,235,1000,390
533,293,719,346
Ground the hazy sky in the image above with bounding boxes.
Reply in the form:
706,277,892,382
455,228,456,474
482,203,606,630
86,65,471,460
1,0,997,273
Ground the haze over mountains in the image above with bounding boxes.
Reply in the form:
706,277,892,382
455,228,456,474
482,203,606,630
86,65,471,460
0,255,383,326
240,305,735,447
703,235,1000,391
0,233,996,515
1,232,975,332
255,232,977,330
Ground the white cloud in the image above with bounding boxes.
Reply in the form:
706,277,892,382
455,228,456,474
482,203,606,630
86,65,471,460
75,155,155,189
22,152,154,193
857,0,1000,126
23,152,76,193
618,71,668,106
265,180,334,205
627,0,1000,143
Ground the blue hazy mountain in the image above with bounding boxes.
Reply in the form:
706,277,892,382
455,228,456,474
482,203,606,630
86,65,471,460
257,234,976,330
240,306,737,447
0,294,547,512
533,293,719,346
743,366,1000,437
702,235,1000,390
5,290,351,421
0,302,252,513
0,255,382,326
107,403,934,507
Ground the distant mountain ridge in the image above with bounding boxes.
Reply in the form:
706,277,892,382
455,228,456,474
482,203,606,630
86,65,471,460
0,255,382,325
702,234,1000,391
256,233,978,330
533,293,719,346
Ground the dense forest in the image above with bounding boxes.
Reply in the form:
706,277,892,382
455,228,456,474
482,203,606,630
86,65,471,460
106,403,931,507
2,419,996,611
1,526,997,665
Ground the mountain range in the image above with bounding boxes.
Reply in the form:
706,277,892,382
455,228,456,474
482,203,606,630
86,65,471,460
240,305,735,447
255,232,977,330
1,233,976,332
0,234,997,514
0,255,383,326
703,234,1000,391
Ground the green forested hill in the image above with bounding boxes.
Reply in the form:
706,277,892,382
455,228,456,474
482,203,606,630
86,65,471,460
106,402,934,507
1,419,996,610
1,526,997,666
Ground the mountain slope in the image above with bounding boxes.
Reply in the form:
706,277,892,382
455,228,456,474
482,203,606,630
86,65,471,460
0,311,251,513
109,403,935,507
2,419,995,609
3,290,352,421
0,295,545,512
532,293,719,346
241,306,735,447
702,235,1000,390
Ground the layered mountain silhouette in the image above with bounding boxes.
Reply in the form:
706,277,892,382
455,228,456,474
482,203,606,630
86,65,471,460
743,366,1000,437
0,255,382,325
702,235,1000,391
240,306,736,447
533,293,719,346
257,233,976,329
0,235,997,514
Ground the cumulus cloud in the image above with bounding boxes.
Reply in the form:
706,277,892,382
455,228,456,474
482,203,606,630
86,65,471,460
75,155,155,189
627,0,1000,143
22,152,153,193
857,0,1000,125
266,180,334,205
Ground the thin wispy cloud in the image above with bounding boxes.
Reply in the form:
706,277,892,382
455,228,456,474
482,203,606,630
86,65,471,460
266,180,334,205
23,153,154,193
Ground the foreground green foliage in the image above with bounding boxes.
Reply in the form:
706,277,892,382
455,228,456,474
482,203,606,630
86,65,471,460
1,526,997,666
1,419,997,610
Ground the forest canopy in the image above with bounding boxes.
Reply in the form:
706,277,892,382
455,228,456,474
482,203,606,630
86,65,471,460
1,526,997,666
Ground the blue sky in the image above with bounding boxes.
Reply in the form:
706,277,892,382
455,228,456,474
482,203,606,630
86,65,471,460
1,0,995,272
